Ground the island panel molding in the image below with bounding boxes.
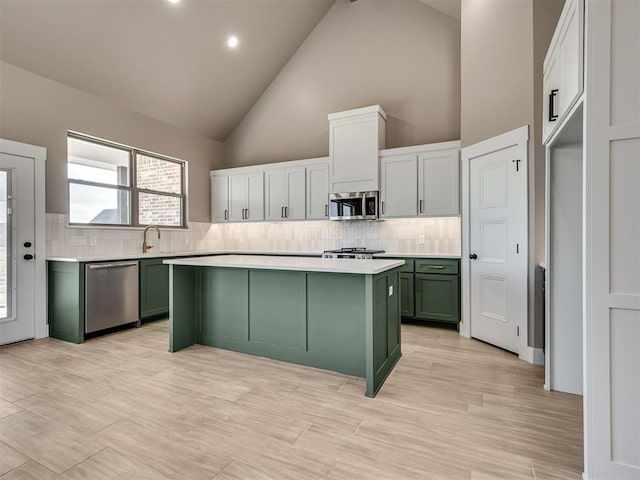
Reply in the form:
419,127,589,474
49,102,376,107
167,256,403,397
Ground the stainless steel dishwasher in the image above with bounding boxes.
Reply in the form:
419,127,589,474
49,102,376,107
85,261,139,334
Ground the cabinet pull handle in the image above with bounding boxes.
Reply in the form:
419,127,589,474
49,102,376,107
419,199,424,214
549,89,558,121
245,208,249,219
381,201,385,215
281,206,285,218
285,206,288,218
325,204,328,217
224,209,228,220
426,265,445,269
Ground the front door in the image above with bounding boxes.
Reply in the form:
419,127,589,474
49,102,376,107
467,132,528,354
0,152,36,345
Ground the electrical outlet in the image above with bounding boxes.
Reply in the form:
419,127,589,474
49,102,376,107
70,236,86,246
418,235,426,245
89,236,97,246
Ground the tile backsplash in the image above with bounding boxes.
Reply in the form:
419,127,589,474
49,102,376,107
46,214,461,257
45,214,225,257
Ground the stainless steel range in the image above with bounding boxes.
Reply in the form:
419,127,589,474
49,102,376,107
322,247,385,259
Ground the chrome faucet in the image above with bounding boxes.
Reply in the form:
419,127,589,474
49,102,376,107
142,225,161,253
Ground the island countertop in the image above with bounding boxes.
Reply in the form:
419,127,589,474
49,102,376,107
164,254,404,275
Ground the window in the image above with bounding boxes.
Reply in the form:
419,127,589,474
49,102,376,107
67,133,186,227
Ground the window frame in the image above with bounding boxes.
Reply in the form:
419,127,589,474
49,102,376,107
67,132,187,229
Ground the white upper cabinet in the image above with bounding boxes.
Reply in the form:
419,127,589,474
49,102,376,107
265,167,306,221
306,163,329,220
228,171,264,222
543,0,584,143
210,173,229,223
418,149,459,217
329,105,386,193
378,141,460,219
380,154,418,218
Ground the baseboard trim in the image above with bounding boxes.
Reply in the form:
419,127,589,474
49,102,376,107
520,346,545,365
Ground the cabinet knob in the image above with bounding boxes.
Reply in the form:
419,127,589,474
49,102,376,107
24,254,34,260
24,241,32,248
469,253,478,260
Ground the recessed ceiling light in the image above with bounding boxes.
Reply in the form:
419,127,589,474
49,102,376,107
168,0,180,4
227,36,239,49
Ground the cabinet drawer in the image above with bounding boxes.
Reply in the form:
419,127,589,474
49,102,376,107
415,258,459,275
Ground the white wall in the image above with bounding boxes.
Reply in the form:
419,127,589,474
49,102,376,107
0,62,223,222
224,0,461,167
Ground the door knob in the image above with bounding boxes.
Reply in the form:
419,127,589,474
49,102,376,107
469,253,478,260
24,254,34,260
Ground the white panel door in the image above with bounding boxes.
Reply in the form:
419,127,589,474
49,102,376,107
585,0,640,477
285,167,306,220
0,153,35,345
469,142,527,354
419,150,460,216
306,164,329,220
210,174,229,223
264,169,286,221
380,154,417,218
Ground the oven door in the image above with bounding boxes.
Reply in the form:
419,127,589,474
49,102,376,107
329,192,378,220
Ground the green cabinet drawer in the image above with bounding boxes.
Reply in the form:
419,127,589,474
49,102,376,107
415,258,459,275
139,258,170,320
377,257,414,272
400,272,415,317
399,259,415,273
415,273,459,323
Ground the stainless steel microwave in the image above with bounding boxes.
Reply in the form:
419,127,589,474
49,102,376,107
329,191,379,221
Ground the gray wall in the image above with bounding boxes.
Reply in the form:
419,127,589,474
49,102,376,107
0,62,223,222
224,0,461,168
460,0,563,349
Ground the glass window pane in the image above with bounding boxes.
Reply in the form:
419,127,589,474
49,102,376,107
136,154,182,194
138,192,181,226
68,137,130,186
69,183,130,225
0,170,10,319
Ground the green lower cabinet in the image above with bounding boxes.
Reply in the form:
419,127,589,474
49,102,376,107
415,273,460,324
139,258,170,321
169,265,402,397
399,272,415,318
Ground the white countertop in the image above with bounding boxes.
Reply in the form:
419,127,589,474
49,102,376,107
46,250,322,263
47,250,460,263
374,253,461,259
164,255,405,275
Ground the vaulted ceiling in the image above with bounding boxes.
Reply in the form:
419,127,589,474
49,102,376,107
0,0,460,143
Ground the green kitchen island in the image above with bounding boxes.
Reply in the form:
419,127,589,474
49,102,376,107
164,255,404,397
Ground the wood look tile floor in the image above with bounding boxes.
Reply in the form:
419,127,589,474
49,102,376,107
0,321,583,479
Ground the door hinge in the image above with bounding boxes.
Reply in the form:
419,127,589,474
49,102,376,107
512,159,521,172
517,326,520,336
6,207,12,215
